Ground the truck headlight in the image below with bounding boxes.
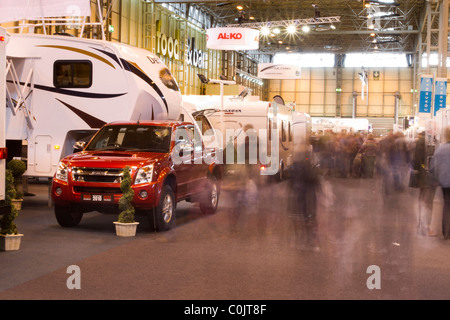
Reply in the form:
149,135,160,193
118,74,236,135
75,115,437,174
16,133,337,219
55,161,68,182
134,164,154,185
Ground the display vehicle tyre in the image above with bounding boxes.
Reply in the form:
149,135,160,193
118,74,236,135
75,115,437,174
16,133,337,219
200,176,220,215
150,185,176,231
54,205,83,227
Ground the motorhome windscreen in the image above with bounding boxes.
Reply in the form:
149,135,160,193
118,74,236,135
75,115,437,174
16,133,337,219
85,125,172,153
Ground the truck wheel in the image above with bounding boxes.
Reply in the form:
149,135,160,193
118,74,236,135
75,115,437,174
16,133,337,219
152,185,175,231
200,176,220,215
54,205,83,227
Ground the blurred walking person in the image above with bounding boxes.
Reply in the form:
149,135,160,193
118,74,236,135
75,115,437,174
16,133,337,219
430,126,450,239
358,134,379,178
410,131,437,237
288,158,321,251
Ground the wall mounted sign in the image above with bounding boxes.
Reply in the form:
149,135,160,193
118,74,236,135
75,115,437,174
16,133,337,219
257,63,301,79
373,71,380,80
186,37,204,69
206,27,259,50
156,20,180,60
419,74,433,114
434,78,447,116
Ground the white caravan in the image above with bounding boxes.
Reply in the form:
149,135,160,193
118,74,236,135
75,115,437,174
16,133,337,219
5,32,182,178
182,94,311,179
312,117,370,134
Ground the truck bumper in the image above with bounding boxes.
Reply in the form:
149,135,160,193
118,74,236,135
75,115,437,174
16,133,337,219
51,179,160,212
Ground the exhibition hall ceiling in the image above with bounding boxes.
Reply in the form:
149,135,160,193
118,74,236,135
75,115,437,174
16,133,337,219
164,0,428,54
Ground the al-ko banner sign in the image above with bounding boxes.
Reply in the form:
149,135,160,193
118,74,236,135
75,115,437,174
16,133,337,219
257,63,301,80
206,27,259,50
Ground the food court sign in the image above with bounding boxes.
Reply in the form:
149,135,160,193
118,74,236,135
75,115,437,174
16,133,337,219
206,27,259,50
156,20,180,60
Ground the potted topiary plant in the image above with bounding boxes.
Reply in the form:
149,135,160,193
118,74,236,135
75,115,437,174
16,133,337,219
0,169,23,251
6,159,26,211
113,166,139,237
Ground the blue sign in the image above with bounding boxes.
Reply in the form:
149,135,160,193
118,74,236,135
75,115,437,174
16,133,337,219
419,75,433,113
434,78,447,116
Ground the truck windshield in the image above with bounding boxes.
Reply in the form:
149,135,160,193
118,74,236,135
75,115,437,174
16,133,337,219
85,125,172,153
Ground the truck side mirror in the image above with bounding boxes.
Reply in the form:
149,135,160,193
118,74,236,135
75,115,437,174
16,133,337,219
73,141,86,152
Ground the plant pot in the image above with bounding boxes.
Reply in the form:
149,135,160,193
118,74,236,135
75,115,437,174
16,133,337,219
113,221,139,237
11,199,23,211
0,233,23,251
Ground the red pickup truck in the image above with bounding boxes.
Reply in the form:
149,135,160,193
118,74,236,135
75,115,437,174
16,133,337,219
51,120,222,231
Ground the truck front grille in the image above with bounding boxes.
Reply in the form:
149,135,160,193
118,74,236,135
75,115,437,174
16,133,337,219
73,186,122,194
71,167,124,183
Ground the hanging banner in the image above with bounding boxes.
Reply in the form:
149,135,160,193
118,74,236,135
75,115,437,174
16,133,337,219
257,63,301,79
434,78,447,116
0,0,91,23
206,27,259,51
419,74,433,114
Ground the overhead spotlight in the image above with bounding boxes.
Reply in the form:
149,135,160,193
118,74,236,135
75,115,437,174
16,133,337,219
273,27,281,34
302,25,310,33
287,25,297,34
370,32,376,37
330,24,336,30
261,26,270,36
236,5,244,10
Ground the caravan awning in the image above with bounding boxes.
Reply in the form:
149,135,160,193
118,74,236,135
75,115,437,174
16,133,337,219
0,0,91,24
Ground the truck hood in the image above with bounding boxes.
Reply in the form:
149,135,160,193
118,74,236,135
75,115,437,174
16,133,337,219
65,151,167,168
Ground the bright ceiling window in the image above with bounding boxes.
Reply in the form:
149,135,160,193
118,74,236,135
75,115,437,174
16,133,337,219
273,53,335,68
345,53,408,68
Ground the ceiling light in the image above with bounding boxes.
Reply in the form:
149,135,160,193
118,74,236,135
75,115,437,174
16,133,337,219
273,27,281,34
260,26,270,36
287,25,297,34
330,24,336,30
302,25,310,33
236,5,244,10
278,40,283,44
370,32,376,37
249,16,255,20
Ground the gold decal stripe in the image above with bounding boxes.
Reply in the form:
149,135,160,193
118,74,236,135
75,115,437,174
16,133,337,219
36,45,115,69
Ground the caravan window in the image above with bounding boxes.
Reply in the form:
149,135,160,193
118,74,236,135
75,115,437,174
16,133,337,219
54,60,92,88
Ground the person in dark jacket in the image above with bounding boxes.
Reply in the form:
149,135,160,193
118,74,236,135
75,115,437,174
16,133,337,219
288,158,321,251
410,131,437,236
358,134,379,178
430,126,450,239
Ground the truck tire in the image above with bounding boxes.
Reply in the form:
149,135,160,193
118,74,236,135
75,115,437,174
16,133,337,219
152,185,175,231
54,205,83,227
200,176,220,215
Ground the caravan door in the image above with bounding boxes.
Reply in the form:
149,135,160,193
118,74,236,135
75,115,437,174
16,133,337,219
34,135,52,174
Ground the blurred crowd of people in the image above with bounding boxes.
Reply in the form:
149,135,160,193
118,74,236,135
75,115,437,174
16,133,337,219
312,130,412,188
221,126,450,250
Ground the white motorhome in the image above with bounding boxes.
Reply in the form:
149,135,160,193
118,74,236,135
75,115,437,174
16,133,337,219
5,32,182,178
182,94,311,179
